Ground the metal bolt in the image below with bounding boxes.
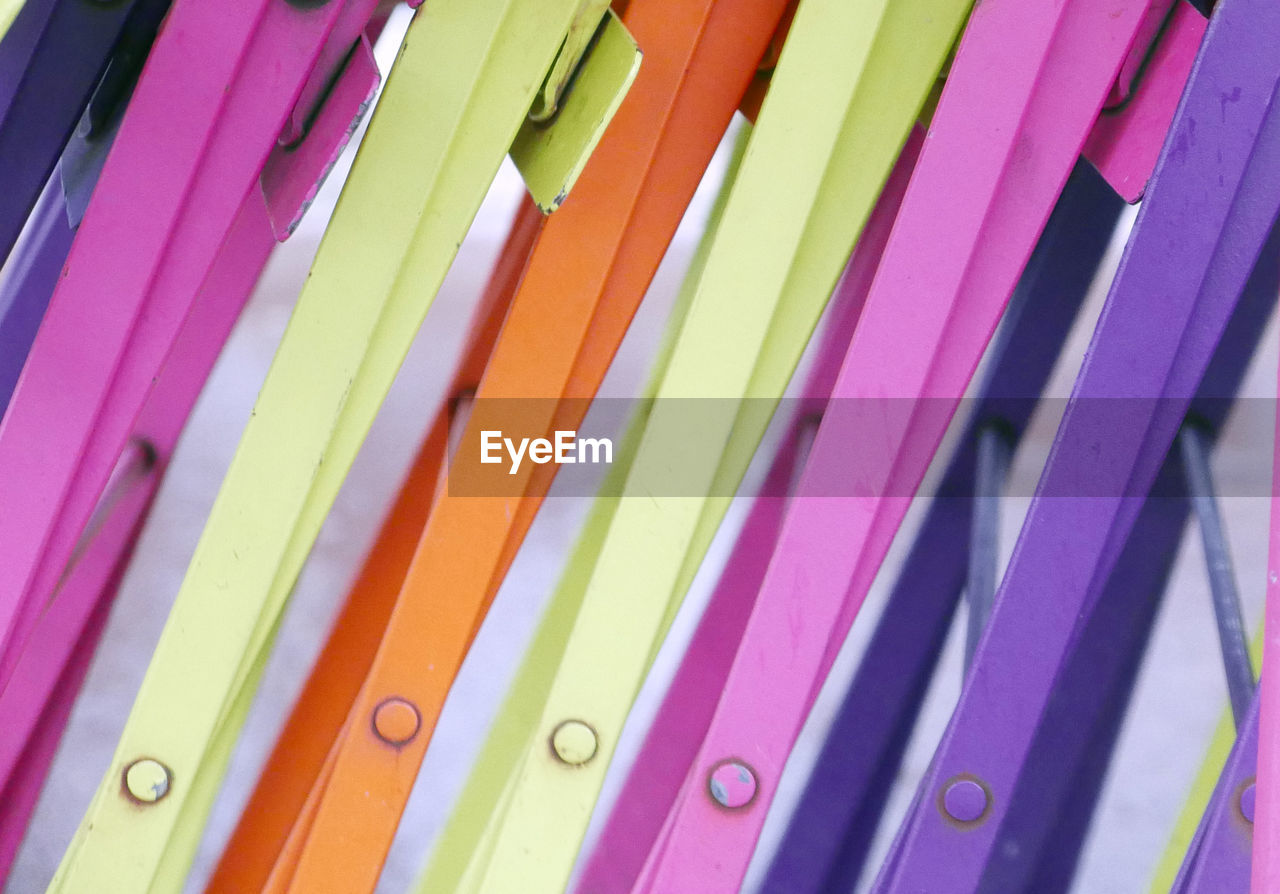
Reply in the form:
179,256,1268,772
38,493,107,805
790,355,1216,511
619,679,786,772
123,758,171,804
1241,782,1257,824
372,697,421,746
942,777,990,824
708,760,757,809
550,720,598,765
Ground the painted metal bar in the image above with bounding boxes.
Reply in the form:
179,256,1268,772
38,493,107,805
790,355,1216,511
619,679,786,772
1016,222,1280,894
0,18,395,873
0,0,381,695
0,190,275,883
0,172,71,412
1084,0,1205,203
0,0,52,119
415,123,754,894
1173,692,1258,893
756,34,1216,882
576,130,921,894
761,159,1124,894
0,0,168,267
872,0,1280,887
0,60,128,416
247,4,788,890
205,197,544,894
49,3,606,891
633,0,1162,887
452,0,973,889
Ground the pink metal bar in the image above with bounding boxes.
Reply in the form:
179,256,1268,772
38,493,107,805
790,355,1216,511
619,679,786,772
0,16,379,880
1083,0,1206,202
630,0,1160,889
0,446,153,878
0,0,378,687
1255,252,1280,887
0,186,275,881
575,128,922,894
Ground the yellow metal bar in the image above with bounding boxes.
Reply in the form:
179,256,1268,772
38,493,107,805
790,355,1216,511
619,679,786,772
527,0,613,123
0,0,18,40
424,0,973,890
511,9,642,212
49,2,592,891
417,115,752,894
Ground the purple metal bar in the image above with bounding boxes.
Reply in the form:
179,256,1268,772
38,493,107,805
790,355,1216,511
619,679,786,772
1144,244,1280,894
981,222,1279,894
0,172,72,412
1172,692,1258,893
873,0,1280,888
1,89,126,414
0,0,169,266
1023,485,1185,892
762,160,1123,894
0,0,55,120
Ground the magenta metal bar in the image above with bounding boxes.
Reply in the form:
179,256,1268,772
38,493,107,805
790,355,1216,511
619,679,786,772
0,9,380,879
0,189,276,882
0,0,378,687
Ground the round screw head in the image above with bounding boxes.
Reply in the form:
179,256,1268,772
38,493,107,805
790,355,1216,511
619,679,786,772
123,758,171,804
550,720,598,765
942,777,990,824
372,697,421,746
708,760,757,809
1241,782,1257,824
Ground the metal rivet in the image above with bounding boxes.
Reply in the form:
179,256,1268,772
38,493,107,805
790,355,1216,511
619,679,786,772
372,697,421,746
942,777,990,824
123,758,171,804
707,759,757,809
1241,782,1257,824
550,720,598,765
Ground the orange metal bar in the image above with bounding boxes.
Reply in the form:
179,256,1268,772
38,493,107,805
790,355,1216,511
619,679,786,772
237,1,791,891
205,198,544,894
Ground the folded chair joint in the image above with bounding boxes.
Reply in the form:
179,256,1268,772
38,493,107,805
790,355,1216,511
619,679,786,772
527,0,611,123
1102,0,1188,114
509,4,641,212
261,34,382,240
